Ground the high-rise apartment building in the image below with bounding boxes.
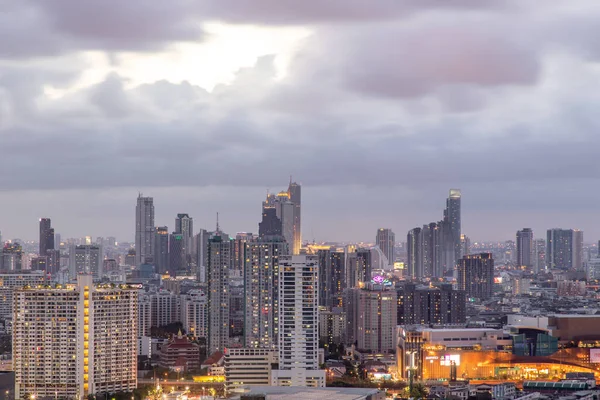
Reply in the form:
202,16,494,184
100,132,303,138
272,255,325,387
135,195,155,266
39,218,54,257
376,228,395,267
317,249,345,309
546,228,583,270
175,214,194,258
181,289,208,339
207,232,233,353
1,243,23,271
346,285,397,353
13,275,137,399
457,253,494,300
169,233,185,272
397,283,466,325
154,226,170,274
244,237,288,348
407,228,422,279
516,228,534,269
70,245,103,279
194,229,210,283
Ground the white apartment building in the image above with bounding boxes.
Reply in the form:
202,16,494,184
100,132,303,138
272,255,325,387
13,275,138,399
224,348,277,394
181,289,208,338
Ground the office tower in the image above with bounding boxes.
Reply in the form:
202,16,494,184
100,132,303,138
258,207,282,237
516,228,534,269
317,249,345,309
407,227,422,279
288,180,302,254
444,189,462,264
546,229,575,270
272,255,325,387
135,194,155,266
207,232,233,353
376,228,395,267
397,283,466,325
70,245,103,279
457,253,494,300
244,237,288,348
181,289,208,339
1,242,23,271
194,229,209,283
347,284,397,353
169,233,185,273
262,180,301,255
39,218,55,257
175,213,194,258
13,275,137,399
154,226,170,274
573,229,584,271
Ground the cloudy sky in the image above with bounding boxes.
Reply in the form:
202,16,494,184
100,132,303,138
1,1,599,243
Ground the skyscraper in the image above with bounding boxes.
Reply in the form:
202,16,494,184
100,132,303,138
154,226,170,274
572,229,584,271
258,208,282,237
207,231,233,353
70,244,103,279
194,229,210,283
457,253,494,300
444,189,462,265
169,233,185,273
135,195,155,266
407,227,422,279
288,180,302,254
13,275,138,399
244,237,288,348
175,213,194,258
516,228,534,269
272,255,325,387
317,249,345,309
546,229,575,270
39,218,54,256
376,228,395,267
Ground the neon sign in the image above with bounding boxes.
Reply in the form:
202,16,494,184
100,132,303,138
371,275,392,286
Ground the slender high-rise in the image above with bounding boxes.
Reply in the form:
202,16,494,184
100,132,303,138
207,231,233,353
407,227,422,279
288,180,302,254
272,255,325,387
135,195,155,266
546,229,576,270
516,228,534,269
244,237,288,348
444,189,461,265
376,228,395,267
39,218,54,256
572,229,584,272
154,226,170,274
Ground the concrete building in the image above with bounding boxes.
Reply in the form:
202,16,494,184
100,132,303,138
224,348,277,395
181,289,207,339
317,249,345,309
272,255,325,387
71,245,103,279
457,253,494,300
244,237,288,348
319,307,346,347
207,232,233,353
154,226,170,274
13,275,138,399
516,228,534,269
397,283,466,326
135,194,155,266
376,229,395,267
175,213,194,258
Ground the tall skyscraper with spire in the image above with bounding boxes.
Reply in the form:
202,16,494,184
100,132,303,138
135,194,155,266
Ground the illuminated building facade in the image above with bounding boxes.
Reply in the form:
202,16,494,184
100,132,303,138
397,283,466,325
13,275,138,399
317,249,345,308
457,253,494,300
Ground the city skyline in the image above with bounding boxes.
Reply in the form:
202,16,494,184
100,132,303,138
2,2,600,244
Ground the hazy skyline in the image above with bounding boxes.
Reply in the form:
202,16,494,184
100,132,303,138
2,1,600,242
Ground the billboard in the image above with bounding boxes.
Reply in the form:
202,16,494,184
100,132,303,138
590,349,600,363
440,354,461,366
